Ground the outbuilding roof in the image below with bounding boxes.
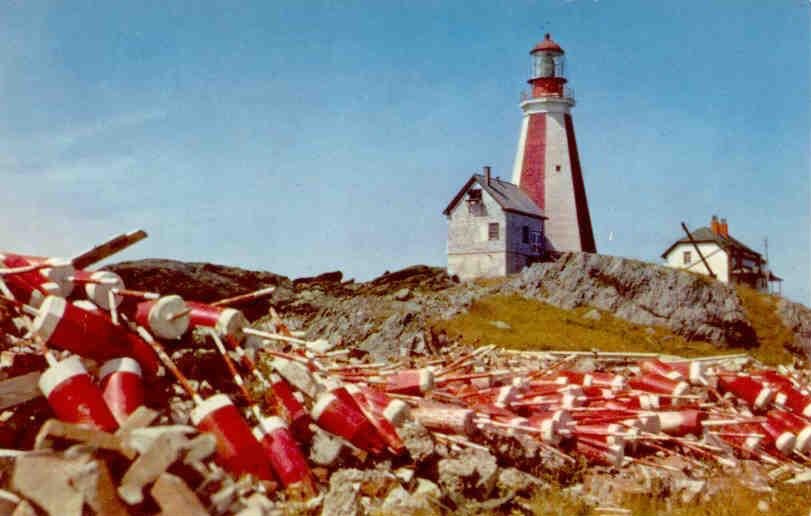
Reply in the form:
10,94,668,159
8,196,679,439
660,226,761,259
442,174,546,219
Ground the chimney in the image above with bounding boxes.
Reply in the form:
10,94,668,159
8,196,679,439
720,218,729,237
483,166,491,186
710,215,720,235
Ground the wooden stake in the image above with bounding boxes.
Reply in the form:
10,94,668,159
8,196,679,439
72,230,147,270
211,287,276,307
167,308,192,321
108,290,119,326
111,288,160,300
136,327,201,403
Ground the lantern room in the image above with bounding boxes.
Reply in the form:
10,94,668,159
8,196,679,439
528,34,568,98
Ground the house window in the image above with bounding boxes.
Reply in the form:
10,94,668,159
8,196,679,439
522,225,529,244
683,251,692,265
488,223,499,241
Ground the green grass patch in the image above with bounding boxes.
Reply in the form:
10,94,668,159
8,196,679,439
736,286,797,366
432,295,723,357
432,290,801,365
514,481,811,516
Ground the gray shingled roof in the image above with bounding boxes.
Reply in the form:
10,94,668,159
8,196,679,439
661,226,761,259
443,174,546,219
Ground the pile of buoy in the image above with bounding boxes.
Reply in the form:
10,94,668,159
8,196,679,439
0,232,810,515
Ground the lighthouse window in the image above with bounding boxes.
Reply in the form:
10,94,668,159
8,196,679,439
555,165,561,172
488,223,500,241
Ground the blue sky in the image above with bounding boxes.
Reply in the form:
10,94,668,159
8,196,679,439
1,1,808,303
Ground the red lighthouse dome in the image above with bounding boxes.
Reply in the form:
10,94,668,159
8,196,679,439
531,33,564,55
528,33,568,98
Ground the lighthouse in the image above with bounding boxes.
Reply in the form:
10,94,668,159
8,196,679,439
511,34,596,253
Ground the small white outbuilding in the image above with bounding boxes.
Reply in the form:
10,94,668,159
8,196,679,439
443,167,547,281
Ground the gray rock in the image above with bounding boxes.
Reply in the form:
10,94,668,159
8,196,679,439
309,428,347,467
393,288,412,301
776,298,811,356
321,469,396,516
321,469,362,516
497,468,546,496
500,253,757,347
381,485,436,514
438,448,499,503
397,420,435,463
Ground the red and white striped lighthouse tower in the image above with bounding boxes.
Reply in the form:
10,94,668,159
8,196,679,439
511,34,596,253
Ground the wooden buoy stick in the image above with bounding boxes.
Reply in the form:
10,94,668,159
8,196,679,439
211,287,276,307
136,327,201,403
111,288,160,300
108,290,119,325
167,308,192,321
72,230,148,270
207,330,258,409
243,328,309,347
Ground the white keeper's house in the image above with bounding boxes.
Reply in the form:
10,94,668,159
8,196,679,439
661,215,782,294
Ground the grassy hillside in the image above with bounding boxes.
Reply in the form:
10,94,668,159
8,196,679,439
432,288,800,366
735,285,798,365
512,481,811,516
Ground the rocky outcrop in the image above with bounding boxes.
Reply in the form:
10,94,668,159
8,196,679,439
108,254,808,357
108,259,290,319
499,253,757,347
776,298,811,356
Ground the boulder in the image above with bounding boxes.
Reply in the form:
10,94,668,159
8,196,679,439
776,298,811,356
501,252,757,347
437,448,499,503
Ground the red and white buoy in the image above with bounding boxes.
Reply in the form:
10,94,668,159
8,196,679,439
760,416,797,455
411,402,475,436
311,391,386,454
71,270,124,310
629,373,689,397
38,355,118,431
135,327,274,480
267,373,313,443
772,385,811,418
718,375,774,411
186,301,248,342
99,357,144,426
768,410,811,453
385,369,434,396
0,254,75,298
32,296,132,361
345,384,405,455
134,295,190,340
657,409,704,437
667,360,708,385
190,394,275,481
358,386,410,426
639,359,684,380
252,416,315,495
119,331,161,377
